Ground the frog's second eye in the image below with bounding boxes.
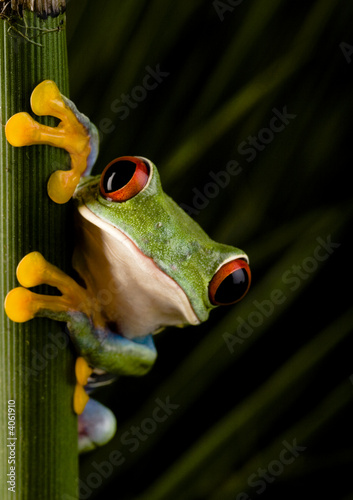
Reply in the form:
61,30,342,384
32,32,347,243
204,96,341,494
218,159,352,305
100,156,150,201
209,259,251,306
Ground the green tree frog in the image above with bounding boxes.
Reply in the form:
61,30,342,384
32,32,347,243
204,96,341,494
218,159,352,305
4,81,251,452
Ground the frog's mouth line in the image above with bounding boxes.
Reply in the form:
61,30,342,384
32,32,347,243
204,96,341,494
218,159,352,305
73,204,201,339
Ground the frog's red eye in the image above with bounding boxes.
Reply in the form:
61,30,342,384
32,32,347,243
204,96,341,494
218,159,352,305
209,259,251,306
100,156,150,201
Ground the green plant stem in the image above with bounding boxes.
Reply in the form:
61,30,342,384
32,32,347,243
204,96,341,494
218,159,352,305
0,3,78,499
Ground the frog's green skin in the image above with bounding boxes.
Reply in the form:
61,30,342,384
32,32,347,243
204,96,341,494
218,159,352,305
4,81,250,453
73,161,247,335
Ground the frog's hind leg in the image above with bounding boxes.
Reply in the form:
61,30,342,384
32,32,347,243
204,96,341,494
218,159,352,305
78,398,117,453
5,80,99,204
4,251,97,415
5,251,157,416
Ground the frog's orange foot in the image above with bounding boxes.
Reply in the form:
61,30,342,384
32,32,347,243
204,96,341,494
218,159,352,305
5,80,99,204
74,357,93,415
4,251,90,323
4,252,94,415
5,287,40,323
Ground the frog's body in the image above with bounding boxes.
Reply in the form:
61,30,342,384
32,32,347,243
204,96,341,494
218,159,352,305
73,178,201,338
4,81,251,452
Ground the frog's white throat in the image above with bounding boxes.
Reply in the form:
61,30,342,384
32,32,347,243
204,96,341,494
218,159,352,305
73,205,200,339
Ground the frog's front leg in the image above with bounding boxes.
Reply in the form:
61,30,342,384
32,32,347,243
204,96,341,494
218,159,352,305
4,252,157,414
5,80,99,204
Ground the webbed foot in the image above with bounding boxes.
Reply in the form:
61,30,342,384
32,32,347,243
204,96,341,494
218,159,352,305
4,252,96,414
4,251,91,322
5,80,99,204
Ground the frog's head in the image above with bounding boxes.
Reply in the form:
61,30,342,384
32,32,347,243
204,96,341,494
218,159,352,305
73,157,251,339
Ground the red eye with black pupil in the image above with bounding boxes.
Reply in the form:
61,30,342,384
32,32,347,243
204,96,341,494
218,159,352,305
209,259,251,306
100,156,150,202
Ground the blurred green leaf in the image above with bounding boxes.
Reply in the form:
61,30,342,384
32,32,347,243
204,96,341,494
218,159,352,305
67,1,353,499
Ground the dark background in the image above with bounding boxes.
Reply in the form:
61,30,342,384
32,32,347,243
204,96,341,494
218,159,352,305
66,1,353,499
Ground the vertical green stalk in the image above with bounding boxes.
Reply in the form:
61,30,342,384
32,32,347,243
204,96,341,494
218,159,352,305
0,2,78,499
